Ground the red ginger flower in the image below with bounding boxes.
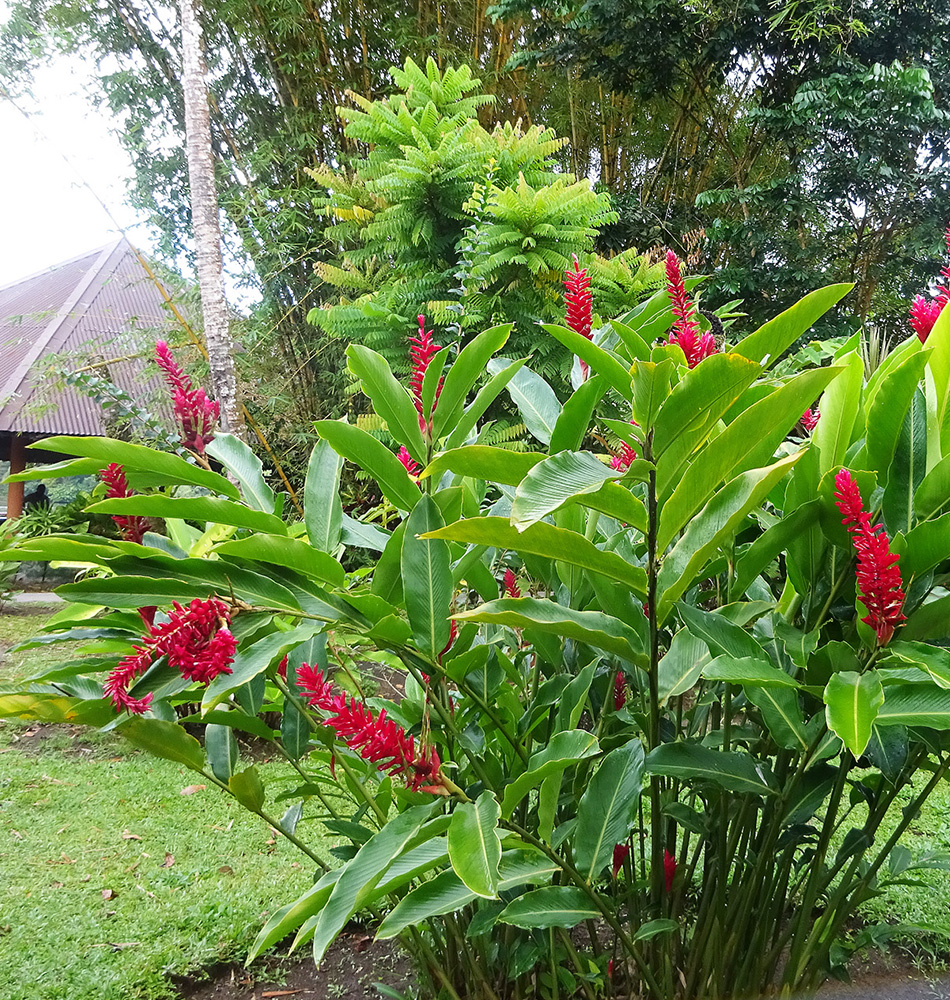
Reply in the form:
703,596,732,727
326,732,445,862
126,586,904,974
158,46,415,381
105,597,235,714
834,469,906,646
295,665,442,792
100,463,149,544
613,670,627,710
564,254,593,379
397,446,421,482
611,441,637,472
612,843,630,879
664,849,677,893
800,408,820,434
910,295,946,343
408,316,444,435
503,568,521,599
155,341,219,454
439,619,459,663
665,251,717,368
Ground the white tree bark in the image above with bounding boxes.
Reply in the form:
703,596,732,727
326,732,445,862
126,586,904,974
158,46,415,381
180,0,243,437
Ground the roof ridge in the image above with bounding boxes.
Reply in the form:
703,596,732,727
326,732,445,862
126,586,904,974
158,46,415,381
0,238,125,294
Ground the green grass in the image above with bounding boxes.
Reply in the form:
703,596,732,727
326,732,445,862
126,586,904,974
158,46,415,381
0,606,321,1000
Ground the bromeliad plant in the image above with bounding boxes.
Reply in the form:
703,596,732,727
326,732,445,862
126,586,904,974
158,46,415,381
5,262,950,1000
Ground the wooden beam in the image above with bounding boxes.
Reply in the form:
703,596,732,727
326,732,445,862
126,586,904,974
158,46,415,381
7,434,25,518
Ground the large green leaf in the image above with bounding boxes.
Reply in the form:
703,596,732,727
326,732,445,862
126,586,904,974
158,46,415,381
426,517,647,596
901,510,950,580
656,454,801,623
206,715,241,780
658,367,838,547
865,351,930,478
813,351,863,476
0,693,115,727
214,534,344,587
732,284,853,368
454,598,646,664
732,502,819,599
823,670,884,756
206,433,276,513
347,344,427,461
229,765,265,811
31,435,240,499
542,324,633,398
248,871,341,961
444,356,528,449
305,439,344,553
657,628,710,705
631,359,676,429
677,602,765,660
487,359,562,445
550,377,608,454
882,387,927,537
402,495,452,660
573,740,645,881
645,743,776,796
121,717,205,771
89,495,287,535
423,446,544,486
313,420,420,512
702,655,800,688
877,686,950,729
56,575,245,610
653,354,761,492
498,887,599,929
309,805,433,964
511,451,622,531
431,325,512,438
746,686,811,750
501,730,600,817
6,456,107,482
448,791,502,898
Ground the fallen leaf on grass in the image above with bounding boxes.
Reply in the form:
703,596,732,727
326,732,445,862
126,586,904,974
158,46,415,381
160,853,174,868
90,942,140,951
218,865,234,876
180,784,206,795
101,889,116,900
121,830,142,841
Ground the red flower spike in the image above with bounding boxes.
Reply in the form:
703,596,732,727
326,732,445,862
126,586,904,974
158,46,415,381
277,655,288,682
100,463,149,544
665,251,717,368
155,341,219,454
503,568,521,599
564,254,593,379
612,843,630,879
397,446,421,481
613,670,627,710
295,665,443,792
910,295,946,343
408,316,444,433
800,408,820,434
611,442,637,472
664,849,677,893
833,469,906,646
104,597,236,714
439,619,459,663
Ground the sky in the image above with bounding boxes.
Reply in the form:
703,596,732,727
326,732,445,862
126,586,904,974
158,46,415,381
0,54,153,287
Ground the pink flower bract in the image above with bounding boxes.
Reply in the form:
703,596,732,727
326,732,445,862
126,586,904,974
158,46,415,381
833,469,906,646
100,463,149,544
155,341,219,454
665,251,717,368
664,849,677,893
503,568,521,599
800,408,820,434
613,670,627,710
910,295,946,343
408,316,444,434
612,843,630,879
564,255,593,379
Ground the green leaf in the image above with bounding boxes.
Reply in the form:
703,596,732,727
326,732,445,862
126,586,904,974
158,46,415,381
313,420,420,512
501,731,600,817
432,324,512,438
5,456,106,482
305,439,344,553
732,502,819,599
746,686,811,750
702,655,800,688
542,324,633,399
556,663,597,732
511,451,623,531
205,433,276,513
823,671,884,756
448,791,502,898
814,352,864,476
214,534,345,587
55,575,261,610
914,454,950,520
656,454,802,623
203,622,325,709
658,368,838,547
865,351,930,477
924,302,950,456
247,871,341,961
402,495,452,660
347,344,427,461
573,740,645,881
310,805,432,964
882,387,927,537
426,518,647,596
645,743,776,796
550,377,608,454
455,598,646,663
732,284,853,367
677,602,764,660
634,919,679,942
445,356,529,449
487,359,562,445
610,318,651,360
121,717,205,772
423,446,544,486
877,686,950,729
658,628,711,705
31,435,240,499
89,495,288,535
901,510,950,579
229,766,265,812
498,887,599,929
631,359,676,429
206,717,240,781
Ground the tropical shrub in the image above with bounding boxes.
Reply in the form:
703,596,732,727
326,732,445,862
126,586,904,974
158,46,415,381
4,261,950,1000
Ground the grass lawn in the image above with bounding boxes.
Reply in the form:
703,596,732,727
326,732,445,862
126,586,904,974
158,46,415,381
0,605,319,1000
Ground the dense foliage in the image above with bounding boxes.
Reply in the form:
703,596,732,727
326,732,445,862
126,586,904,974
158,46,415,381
5,264,950,998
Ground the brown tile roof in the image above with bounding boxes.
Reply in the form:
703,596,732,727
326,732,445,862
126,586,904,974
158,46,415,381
0,239,180,437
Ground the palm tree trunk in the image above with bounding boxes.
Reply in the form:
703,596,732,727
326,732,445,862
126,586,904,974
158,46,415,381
180,0,243,437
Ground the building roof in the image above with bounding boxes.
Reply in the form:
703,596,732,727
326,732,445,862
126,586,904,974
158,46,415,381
0,239,179,437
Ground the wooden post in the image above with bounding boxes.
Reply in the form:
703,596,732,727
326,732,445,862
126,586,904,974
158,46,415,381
7,434,25,518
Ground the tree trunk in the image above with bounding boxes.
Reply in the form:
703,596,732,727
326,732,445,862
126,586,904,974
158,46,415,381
180,0,244,438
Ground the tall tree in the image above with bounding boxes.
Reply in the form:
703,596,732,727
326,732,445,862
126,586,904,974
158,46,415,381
179,0,243,436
